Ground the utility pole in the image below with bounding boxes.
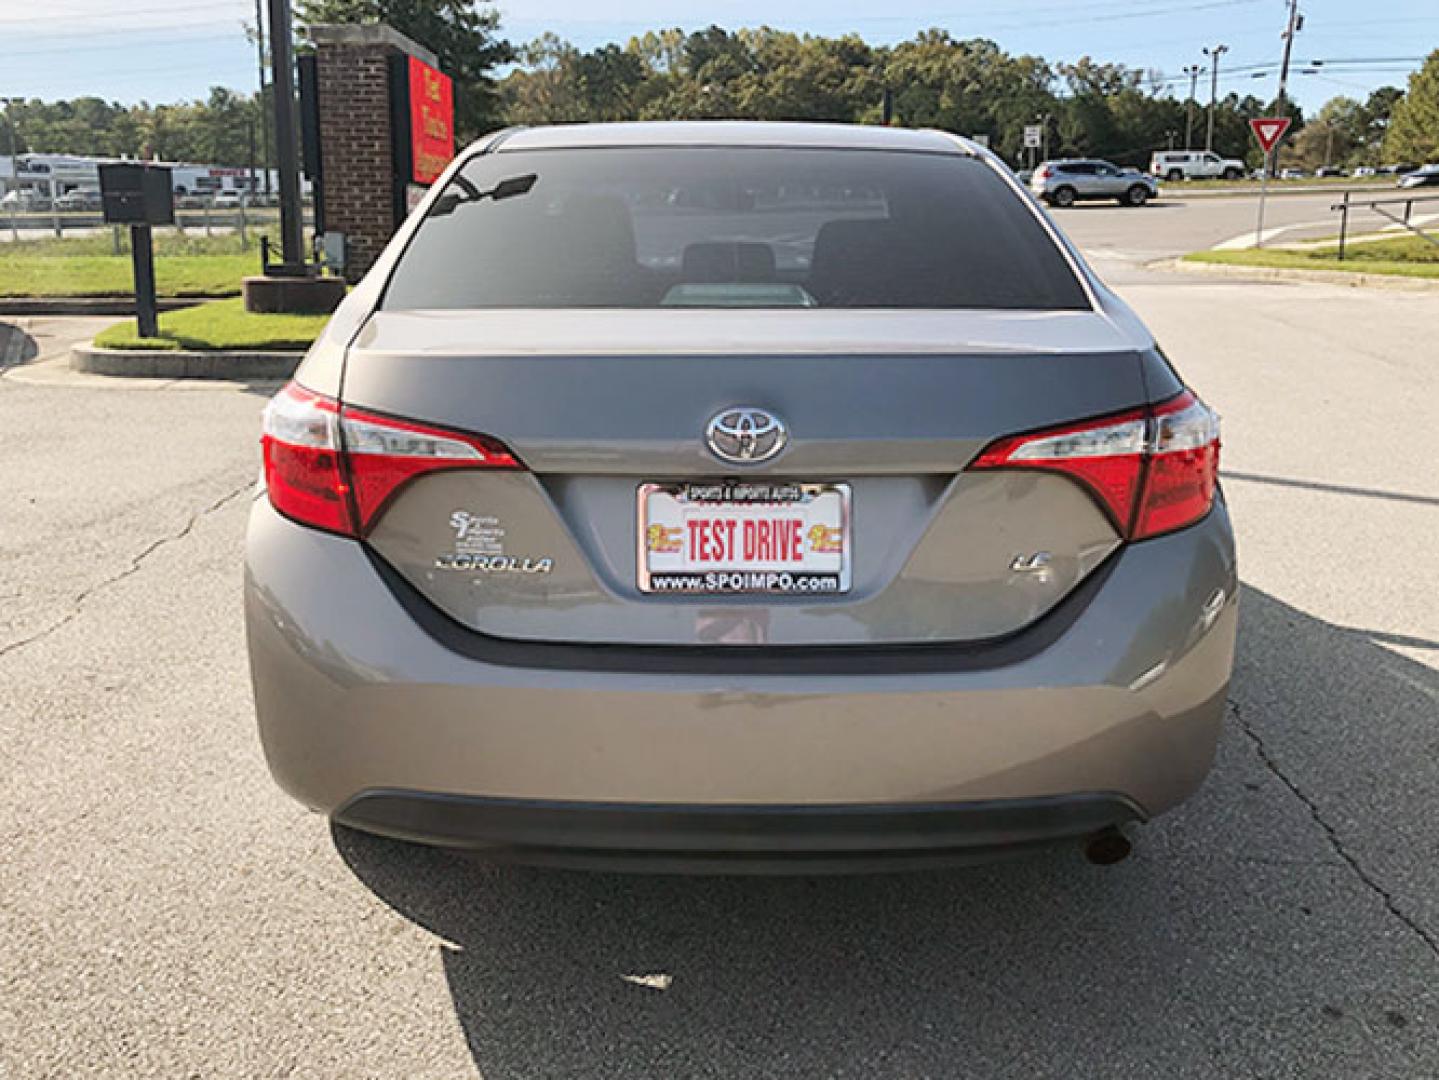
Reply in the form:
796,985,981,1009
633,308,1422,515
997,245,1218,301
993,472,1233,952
1266,1,1301,180
4,98,18,243
1274,0,1302,117
1255,2,1302,245
1183,64,1204,149
266,0,305,274
254,0,271,198
1203,44,1228,152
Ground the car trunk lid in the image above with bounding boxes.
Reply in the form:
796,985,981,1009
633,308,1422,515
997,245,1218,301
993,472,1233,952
343,309,1152,647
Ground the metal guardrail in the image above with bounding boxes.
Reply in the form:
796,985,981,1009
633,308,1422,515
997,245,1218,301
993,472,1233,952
2,205,315,249
1332,190,1439,260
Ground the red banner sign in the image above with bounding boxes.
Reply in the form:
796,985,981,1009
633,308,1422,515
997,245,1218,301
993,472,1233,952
407,56,454,185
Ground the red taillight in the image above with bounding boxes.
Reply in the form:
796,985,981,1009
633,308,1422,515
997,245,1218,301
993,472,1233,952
1132,393,1221,538
260,381,522,537
1035,166,1052,181
260,383,351,534
341,406,519,531
970,390,1220,540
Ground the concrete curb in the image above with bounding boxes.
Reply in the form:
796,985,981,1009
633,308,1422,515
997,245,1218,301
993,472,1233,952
0,297,209,317
1165,258,1439,291
72,341,303,379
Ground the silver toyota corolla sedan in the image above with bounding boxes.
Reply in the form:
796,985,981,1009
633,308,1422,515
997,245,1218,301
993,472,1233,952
246,121,1236,871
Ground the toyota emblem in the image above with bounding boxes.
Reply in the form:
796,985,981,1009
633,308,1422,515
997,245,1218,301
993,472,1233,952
705,407,788,465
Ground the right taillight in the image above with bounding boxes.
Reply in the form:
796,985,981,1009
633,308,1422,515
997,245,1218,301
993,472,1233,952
260,380,522,537
1132,392,1221,538
970,390,1220,541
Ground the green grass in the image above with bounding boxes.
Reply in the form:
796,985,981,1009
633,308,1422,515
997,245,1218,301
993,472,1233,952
1184,231,1439,280
1,255,258,298
6,231,267,257
93,297,329,351
1167,175,1385,191
0,231,271,298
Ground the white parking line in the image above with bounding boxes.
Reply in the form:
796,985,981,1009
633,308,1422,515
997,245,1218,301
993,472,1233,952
1212,220,1332,250
1212,212,1439,251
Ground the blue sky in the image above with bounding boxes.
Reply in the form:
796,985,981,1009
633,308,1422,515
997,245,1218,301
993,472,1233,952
3,0,1434,113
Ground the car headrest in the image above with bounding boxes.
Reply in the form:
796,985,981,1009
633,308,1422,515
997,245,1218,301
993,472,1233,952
808,218,914,306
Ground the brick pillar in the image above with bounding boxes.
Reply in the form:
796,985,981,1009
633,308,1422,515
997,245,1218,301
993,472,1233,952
310,24,441,283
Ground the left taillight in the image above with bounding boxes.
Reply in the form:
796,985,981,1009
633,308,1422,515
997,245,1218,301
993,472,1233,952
261,382,351,535
260,380,521,538
970,390,1220,541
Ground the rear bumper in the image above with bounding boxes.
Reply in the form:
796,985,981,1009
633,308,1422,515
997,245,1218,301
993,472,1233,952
246,494,1237,850
336,791,1143,872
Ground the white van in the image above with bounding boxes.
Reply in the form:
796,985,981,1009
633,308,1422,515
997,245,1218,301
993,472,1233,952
1150,150,1246,181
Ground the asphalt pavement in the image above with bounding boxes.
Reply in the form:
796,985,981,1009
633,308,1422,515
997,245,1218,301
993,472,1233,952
1057,184,1431,261
2,195,1437,1078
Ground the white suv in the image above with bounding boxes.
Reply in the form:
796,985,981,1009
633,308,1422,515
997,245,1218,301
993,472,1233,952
1150,150,1246,182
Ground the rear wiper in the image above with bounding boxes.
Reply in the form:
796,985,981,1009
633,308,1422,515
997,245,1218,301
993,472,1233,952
428,173,538,218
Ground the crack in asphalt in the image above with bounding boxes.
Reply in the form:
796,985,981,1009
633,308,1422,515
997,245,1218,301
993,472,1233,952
1230,698,1439,962
0,480,253,661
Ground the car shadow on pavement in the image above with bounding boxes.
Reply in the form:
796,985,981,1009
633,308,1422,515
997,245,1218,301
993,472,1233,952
0,321,40,367
333,585,1439,1079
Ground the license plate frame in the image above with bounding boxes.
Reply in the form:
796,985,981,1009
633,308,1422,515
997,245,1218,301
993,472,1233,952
637,480,852,596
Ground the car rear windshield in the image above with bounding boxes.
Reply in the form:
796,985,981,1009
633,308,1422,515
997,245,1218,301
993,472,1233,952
380,147,1090,311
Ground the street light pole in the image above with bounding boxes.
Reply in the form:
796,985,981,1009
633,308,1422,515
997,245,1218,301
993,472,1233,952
266,0,305,275
1203,44,1228,153
1183,64,1203,149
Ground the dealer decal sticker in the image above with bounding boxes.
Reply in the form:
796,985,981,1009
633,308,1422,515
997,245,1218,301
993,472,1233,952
436,510,553,574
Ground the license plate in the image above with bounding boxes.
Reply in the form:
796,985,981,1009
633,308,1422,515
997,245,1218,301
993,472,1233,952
638,481,851,595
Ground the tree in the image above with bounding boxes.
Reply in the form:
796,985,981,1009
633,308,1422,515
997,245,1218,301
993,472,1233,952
879,32,1058,159
294,0,511,139
1358,86,1404,157
1385,50,1439,163
728,30,879,123
1285,96,1361,169
502,34,588,124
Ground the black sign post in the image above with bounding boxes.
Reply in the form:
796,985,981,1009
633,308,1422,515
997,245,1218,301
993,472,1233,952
98,163,173,340
130,224,159,339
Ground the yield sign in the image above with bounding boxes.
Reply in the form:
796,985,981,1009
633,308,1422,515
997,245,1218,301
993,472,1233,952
1249,117,1292,154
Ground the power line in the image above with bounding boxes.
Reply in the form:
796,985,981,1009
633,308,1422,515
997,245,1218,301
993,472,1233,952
1305,56,1427,65
1152,55,1422,89
0,1,246,26
7,31,245,59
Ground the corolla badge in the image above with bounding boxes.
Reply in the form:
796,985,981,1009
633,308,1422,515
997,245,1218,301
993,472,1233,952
705,407,788,464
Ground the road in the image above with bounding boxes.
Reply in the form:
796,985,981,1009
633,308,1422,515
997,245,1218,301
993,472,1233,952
3,194,1438,1078
1057,185,1435,262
